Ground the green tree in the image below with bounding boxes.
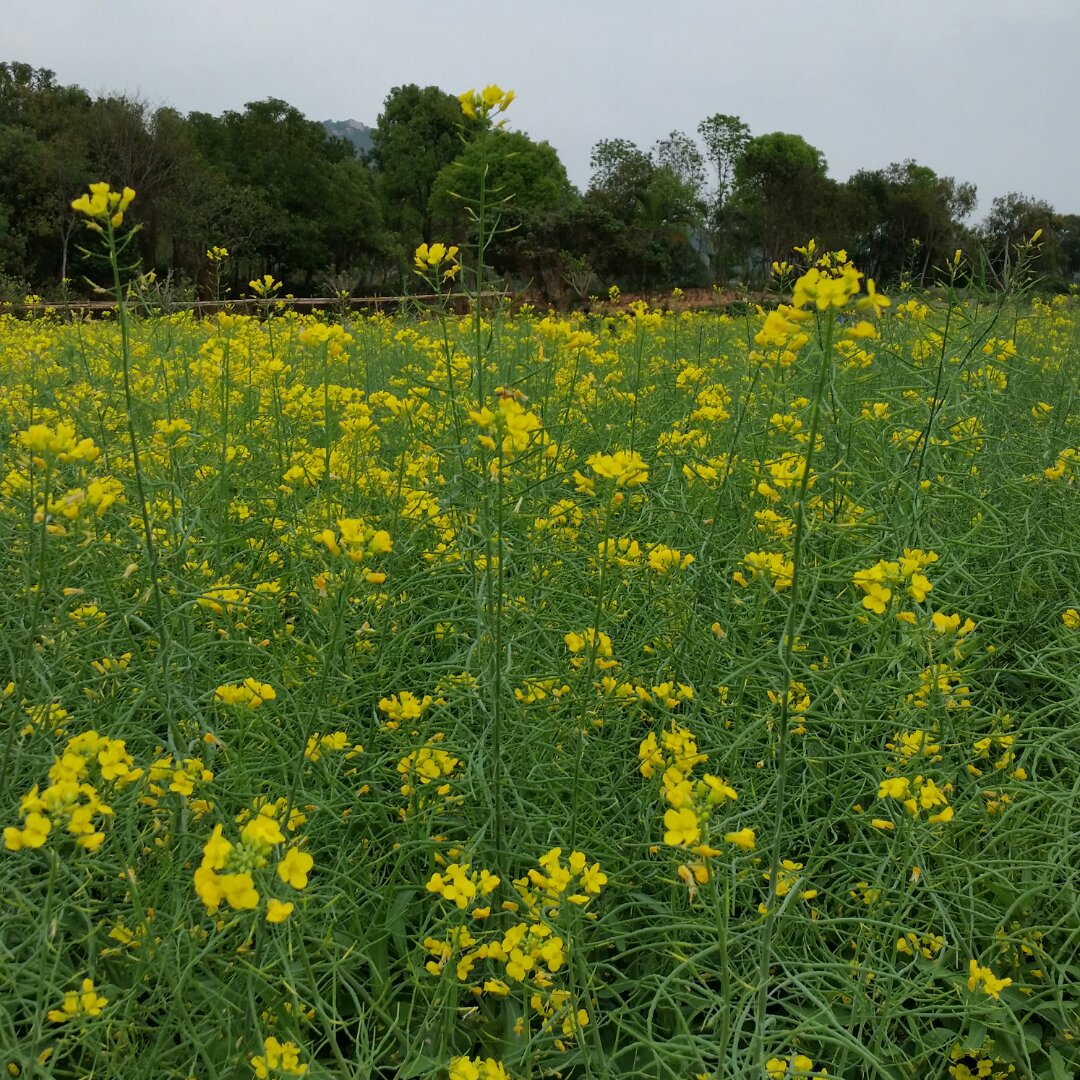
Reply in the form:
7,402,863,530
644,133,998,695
430,128,573,281
697,113,750,210
733,131,832,276
653,130,706,198
980,192,1064,284
0,62,92,286
585,138,706,289
696,113,750,281
587,138,654,222
187,98,378,289
847,160,977,285
369,84,472,250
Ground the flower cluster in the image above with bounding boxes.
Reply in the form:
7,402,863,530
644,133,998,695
564,627,618,669
967,959,1013,1000
314,517,392,566
735,550,795,592
193,800,313,922
765,1053,829,1078
872,729,955,828
378,690,433,730
71,182,135,228
639,723,755,880
574,449,649,495
458,84,515,120
448,1058,510,1080
397,739,461,815
251,1036,307,1077
5,731,141,852
19,422,101,467
47,978,109,1023
214,678,277,709
424,848,606,1051
414,242,460,283
853,548,939,614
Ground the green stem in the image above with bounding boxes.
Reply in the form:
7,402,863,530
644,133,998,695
752,308,835,1067
106,221,180,752
569,495,616,848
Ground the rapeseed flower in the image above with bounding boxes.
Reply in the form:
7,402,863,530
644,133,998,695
71,182,135,228
214,679,276,709
586,449,648,488
47,978,108,1023
458,85,515,120
414,242,460,282
967,959,1012,1000
251,1037,307,1077
448,1057,510,1080
765,1054,828,1078
277,847,314,890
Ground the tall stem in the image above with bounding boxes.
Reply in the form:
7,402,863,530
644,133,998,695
752,310,835,1065
107,224,180,752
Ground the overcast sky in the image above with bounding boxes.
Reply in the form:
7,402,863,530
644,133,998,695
8,0,1079,217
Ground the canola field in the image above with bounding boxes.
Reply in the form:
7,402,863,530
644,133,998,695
2,213,1080,1079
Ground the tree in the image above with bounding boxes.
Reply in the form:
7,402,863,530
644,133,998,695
187,97,378,288
697,113,750,210
980,192,1064,283
0,62,92,285
696,114,750,282
733,132,832,275
1058,214,1080,282
369,85,471,249
429,128,574,282
584,138,706,289
847,161,977,285
587,139,654,222
653,130,706,199
85,97,193,274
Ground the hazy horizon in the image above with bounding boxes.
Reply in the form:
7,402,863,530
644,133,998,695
7,0,1079,218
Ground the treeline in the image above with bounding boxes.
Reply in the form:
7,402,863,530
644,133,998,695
2,61,1078,304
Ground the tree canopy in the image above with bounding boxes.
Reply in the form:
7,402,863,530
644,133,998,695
0,60,1075,303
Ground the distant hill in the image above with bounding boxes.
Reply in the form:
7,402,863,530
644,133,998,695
322,119,374,159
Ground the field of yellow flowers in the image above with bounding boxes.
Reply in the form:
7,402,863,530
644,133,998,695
3,176,1080,1080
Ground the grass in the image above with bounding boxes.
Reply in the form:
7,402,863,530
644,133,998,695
0,205,1079,1080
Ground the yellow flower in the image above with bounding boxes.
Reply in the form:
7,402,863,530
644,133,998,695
856,277,891,317
793,265,861,310
458,85,515,120
265,898,295,923
739,551,795,592
71,183,135,227
967,959,1012,1000
766,1053,826,1078
1063,608,1080,630
878,777,910,800
724,827,756,851
581,861,608,894
413,242,460,281
218,872,259,910
47,978,108,1022
277,847,314,891
251,1036,307,1078
249,274,281,297
214,679,276,709
586,449,648,487
4,811,51,851
241,808,286,851
663,807,700,847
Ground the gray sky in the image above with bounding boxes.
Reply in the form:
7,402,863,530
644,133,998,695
9,0,1080,216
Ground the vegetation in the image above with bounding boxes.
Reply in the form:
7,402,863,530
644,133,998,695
2,89,1080,1079
1,61,1077,303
